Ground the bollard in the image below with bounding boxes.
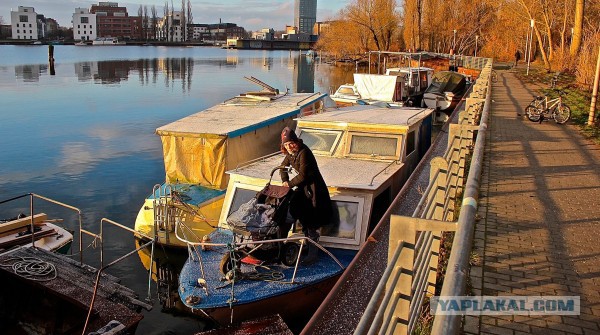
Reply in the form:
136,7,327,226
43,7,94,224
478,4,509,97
48,45,54,62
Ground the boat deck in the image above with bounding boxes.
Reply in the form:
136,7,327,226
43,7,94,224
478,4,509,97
0,246,150,333
179,229,356,309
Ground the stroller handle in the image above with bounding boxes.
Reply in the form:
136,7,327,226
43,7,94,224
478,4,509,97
268,165,290,184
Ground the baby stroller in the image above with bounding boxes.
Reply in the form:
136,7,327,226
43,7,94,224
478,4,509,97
220,166,301,275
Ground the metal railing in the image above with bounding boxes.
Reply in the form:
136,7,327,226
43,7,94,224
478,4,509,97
0,193,82,255
0,193,157,334
355,59,493,334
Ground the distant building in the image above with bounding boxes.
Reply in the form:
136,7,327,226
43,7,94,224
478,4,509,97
189,23,209,41
90,2,141,39
158,11,183,42
11,6,43,40
294,0,317,35
313,21,331,35
73,8,97,41
252,28,275,40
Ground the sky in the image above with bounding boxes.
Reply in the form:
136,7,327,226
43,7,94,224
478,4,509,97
0,0,348,31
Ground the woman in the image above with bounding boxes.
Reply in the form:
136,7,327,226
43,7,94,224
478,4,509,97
279,127,332,264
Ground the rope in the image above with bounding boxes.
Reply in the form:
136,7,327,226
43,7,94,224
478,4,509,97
0,256,57,281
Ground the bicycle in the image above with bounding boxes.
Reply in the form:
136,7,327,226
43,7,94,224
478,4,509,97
525,88,571,124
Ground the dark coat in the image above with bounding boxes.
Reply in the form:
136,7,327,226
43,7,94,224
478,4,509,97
280,143,332,229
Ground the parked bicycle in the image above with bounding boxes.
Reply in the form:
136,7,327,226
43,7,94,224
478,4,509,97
525,75,571,124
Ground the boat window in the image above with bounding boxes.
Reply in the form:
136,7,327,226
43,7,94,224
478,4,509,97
320,195,364,245
406,130,416,156
337,87,357,96
299,129,342,155
348,134,398,158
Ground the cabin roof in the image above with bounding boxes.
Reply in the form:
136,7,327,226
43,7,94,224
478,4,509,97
156,93,327,138
229,154,403,191
298,105,433,128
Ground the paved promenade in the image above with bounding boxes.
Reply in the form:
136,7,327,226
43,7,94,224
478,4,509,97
465,69,600,334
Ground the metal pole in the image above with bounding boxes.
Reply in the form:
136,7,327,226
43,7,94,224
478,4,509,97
527,19,534,75
524,26,531,69
453,29,456,52
30,194,36,248
587,46,600,126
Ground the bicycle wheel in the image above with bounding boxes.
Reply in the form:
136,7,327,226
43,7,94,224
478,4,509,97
526,104,542,122
554,104,571,124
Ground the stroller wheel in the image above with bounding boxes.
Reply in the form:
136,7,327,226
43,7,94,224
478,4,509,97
220,251,242,276
280,243,300,267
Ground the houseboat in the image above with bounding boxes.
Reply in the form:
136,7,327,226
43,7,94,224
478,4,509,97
385,67,434,106
330,73,406,107
134,88,331,248
176,105,434,325
423,71,468,112
92,37,126,45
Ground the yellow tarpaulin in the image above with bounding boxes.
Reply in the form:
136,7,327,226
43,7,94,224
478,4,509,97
161,135,227,188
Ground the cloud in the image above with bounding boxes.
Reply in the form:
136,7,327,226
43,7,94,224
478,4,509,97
0,0,345,32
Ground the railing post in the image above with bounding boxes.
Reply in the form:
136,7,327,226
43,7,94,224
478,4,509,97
430,157,448,221
387,215,416,334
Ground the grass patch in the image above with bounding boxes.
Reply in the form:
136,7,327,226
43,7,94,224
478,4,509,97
514,65,599,143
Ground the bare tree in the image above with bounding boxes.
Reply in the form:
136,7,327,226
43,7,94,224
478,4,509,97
143,6,149,41
187,0,193,40
181,0,186,42
345,0,400,51
138,5,143,41
571,0,584,55
151,5,157,40
164,1,170,41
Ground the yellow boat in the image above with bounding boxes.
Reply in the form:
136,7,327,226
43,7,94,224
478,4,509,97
134,89,331,247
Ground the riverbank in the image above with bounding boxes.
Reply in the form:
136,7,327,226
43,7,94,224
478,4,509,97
0,39,216,47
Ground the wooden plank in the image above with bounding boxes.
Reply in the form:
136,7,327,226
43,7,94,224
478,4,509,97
244,94,274,101
0,213,47,234
0,225,56,249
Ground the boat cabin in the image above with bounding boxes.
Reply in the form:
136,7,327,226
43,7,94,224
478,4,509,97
385,67,434,106
330,73,406,107
135,92,331,247
219,105,434,249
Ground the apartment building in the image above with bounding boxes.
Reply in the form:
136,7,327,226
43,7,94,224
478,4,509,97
73,8,97,41
11,6,43,40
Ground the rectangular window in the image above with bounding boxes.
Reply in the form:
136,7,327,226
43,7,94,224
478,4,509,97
81,17,89,24
29,24,32,28
20,15,28,22
349,135,398,157
30,30,33,34
17,29,20,33
16,23,19,27
320,195,365,246
299,129,342,155
78,25,80,28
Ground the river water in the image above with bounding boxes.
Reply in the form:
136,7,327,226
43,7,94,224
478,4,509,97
0,45,354,334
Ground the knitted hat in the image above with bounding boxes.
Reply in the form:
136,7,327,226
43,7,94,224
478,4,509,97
281,127,299,144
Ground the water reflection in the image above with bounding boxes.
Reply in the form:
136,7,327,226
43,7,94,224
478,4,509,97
1,47,355,333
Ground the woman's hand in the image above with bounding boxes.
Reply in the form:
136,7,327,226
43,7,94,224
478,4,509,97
282,181,289,187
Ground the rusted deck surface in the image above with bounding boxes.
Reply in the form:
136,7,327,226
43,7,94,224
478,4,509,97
0,246,149,334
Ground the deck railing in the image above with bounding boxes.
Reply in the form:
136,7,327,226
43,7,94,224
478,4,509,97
354,60,493,334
